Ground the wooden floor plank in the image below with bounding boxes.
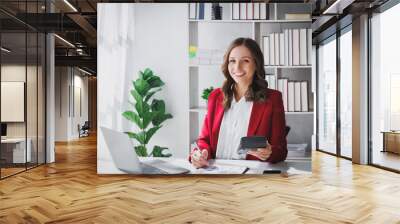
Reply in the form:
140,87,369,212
0,134,399,223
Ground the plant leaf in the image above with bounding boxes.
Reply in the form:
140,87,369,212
144,88,162,103
135,100,150,118
142,111,155,129
151,145,172,157
134,145,148,157
152,113,173,126
134,78,150,97
125,131,146,145
130,89,143,103
142,68,154,81
145,125,162,144
122,111,143,129
147,76,164,88
151,99,166,114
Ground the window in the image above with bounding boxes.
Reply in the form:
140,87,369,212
317,36,337,154
339,27,352,158
370,2,400,171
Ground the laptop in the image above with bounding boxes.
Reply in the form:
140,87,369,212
100,127,190,174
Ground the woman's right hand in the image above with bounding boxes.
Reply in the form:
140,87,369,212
191,149,209,168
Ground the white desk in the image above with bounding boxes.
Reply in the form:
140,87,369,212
1,138,31,163
98,156,311,175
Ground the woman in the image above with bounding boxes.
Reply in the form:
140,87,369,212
190,37,287,168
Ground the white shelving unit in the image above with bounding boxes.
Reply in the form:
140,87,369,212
188,3,314,150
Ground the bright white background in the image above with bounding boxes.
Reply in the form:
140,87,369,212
97,4,189,173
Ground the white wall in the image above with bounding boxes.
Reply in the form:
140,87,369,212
55,67,89,141
97,3,189,172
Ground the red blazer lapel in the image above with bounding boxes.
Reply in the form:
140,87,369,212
247,101,267,136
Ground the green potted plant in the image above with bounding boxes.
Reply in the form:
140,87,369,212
122,68,173,157
202,86,214,103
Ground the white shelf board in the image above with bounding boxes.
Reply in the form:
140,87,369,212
189,64,221,68
189,20,311,23
285,112,314,115
265,65,312,69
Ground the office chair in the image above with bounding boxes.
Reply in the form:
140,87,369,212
285,126,291,137
79,121,90,138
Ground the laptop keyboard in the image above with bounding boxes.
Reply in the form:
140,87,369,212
140,163,169,174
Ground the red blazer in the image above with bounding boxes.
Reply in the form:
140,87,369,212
191,88,287,163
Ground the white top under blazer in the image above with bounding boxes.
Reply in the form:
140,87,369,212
216,96,253,159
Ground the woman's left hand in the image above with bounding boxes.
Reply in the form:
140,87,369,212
247,144,272,161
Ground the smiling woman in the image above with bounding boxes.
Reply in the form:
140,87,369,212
189,38,288,168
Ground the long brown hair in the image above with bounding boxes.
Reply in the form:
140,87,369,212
221,38,269,110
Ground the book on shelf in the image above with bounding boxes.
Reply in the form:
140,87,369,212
204,3,212,20
198,3,205,20
232,3,240,20
231,3,268,20
266,75,276,90
279,33,285,66
288,82,295,112
247,3,253,20
240,3,247,20
274,33,280,65
307,29,312,65
282,79,288,111
269,33,275,65
284,13,311,20
277,79,288,111
263,36,270,66
189,3,227,20
278,78,309,112
284,29,289,66
294,82,301,112
292,29,300,66
253,3,260,20
260,3,268,20
299,29,308,65
288,29,293,66
262,28,312,67
301,81,308,112
189,3,197,19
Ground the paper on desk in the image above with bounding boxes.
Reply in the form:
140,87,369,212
192,164,248,174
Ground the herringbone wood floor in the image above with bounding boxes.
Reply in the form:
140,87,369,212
1,135,400,224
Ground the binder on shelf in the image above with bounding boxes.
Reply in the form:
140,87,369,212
267,75,276,89
285,13,311,20
301,81,309,112
294,82,301,112
307,29,312,65
263,36,270,66
204,3,212,20
292,29,300,66
253,3,260,20
284,29,289,66
282,79,288,111
278,79,288,111
247,3,253,20
220,3,231,20
189,3,197,20
232,3,240,20
299,29,308,65
288,29,293,66
279,33,285,66
240,3,247,20
274,33,280,66
288,81,295,112
260,3,267,20
269,33,275,65
198,3,205,20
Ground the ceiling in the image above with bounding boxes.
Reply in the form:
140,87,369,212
1,0,390,75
